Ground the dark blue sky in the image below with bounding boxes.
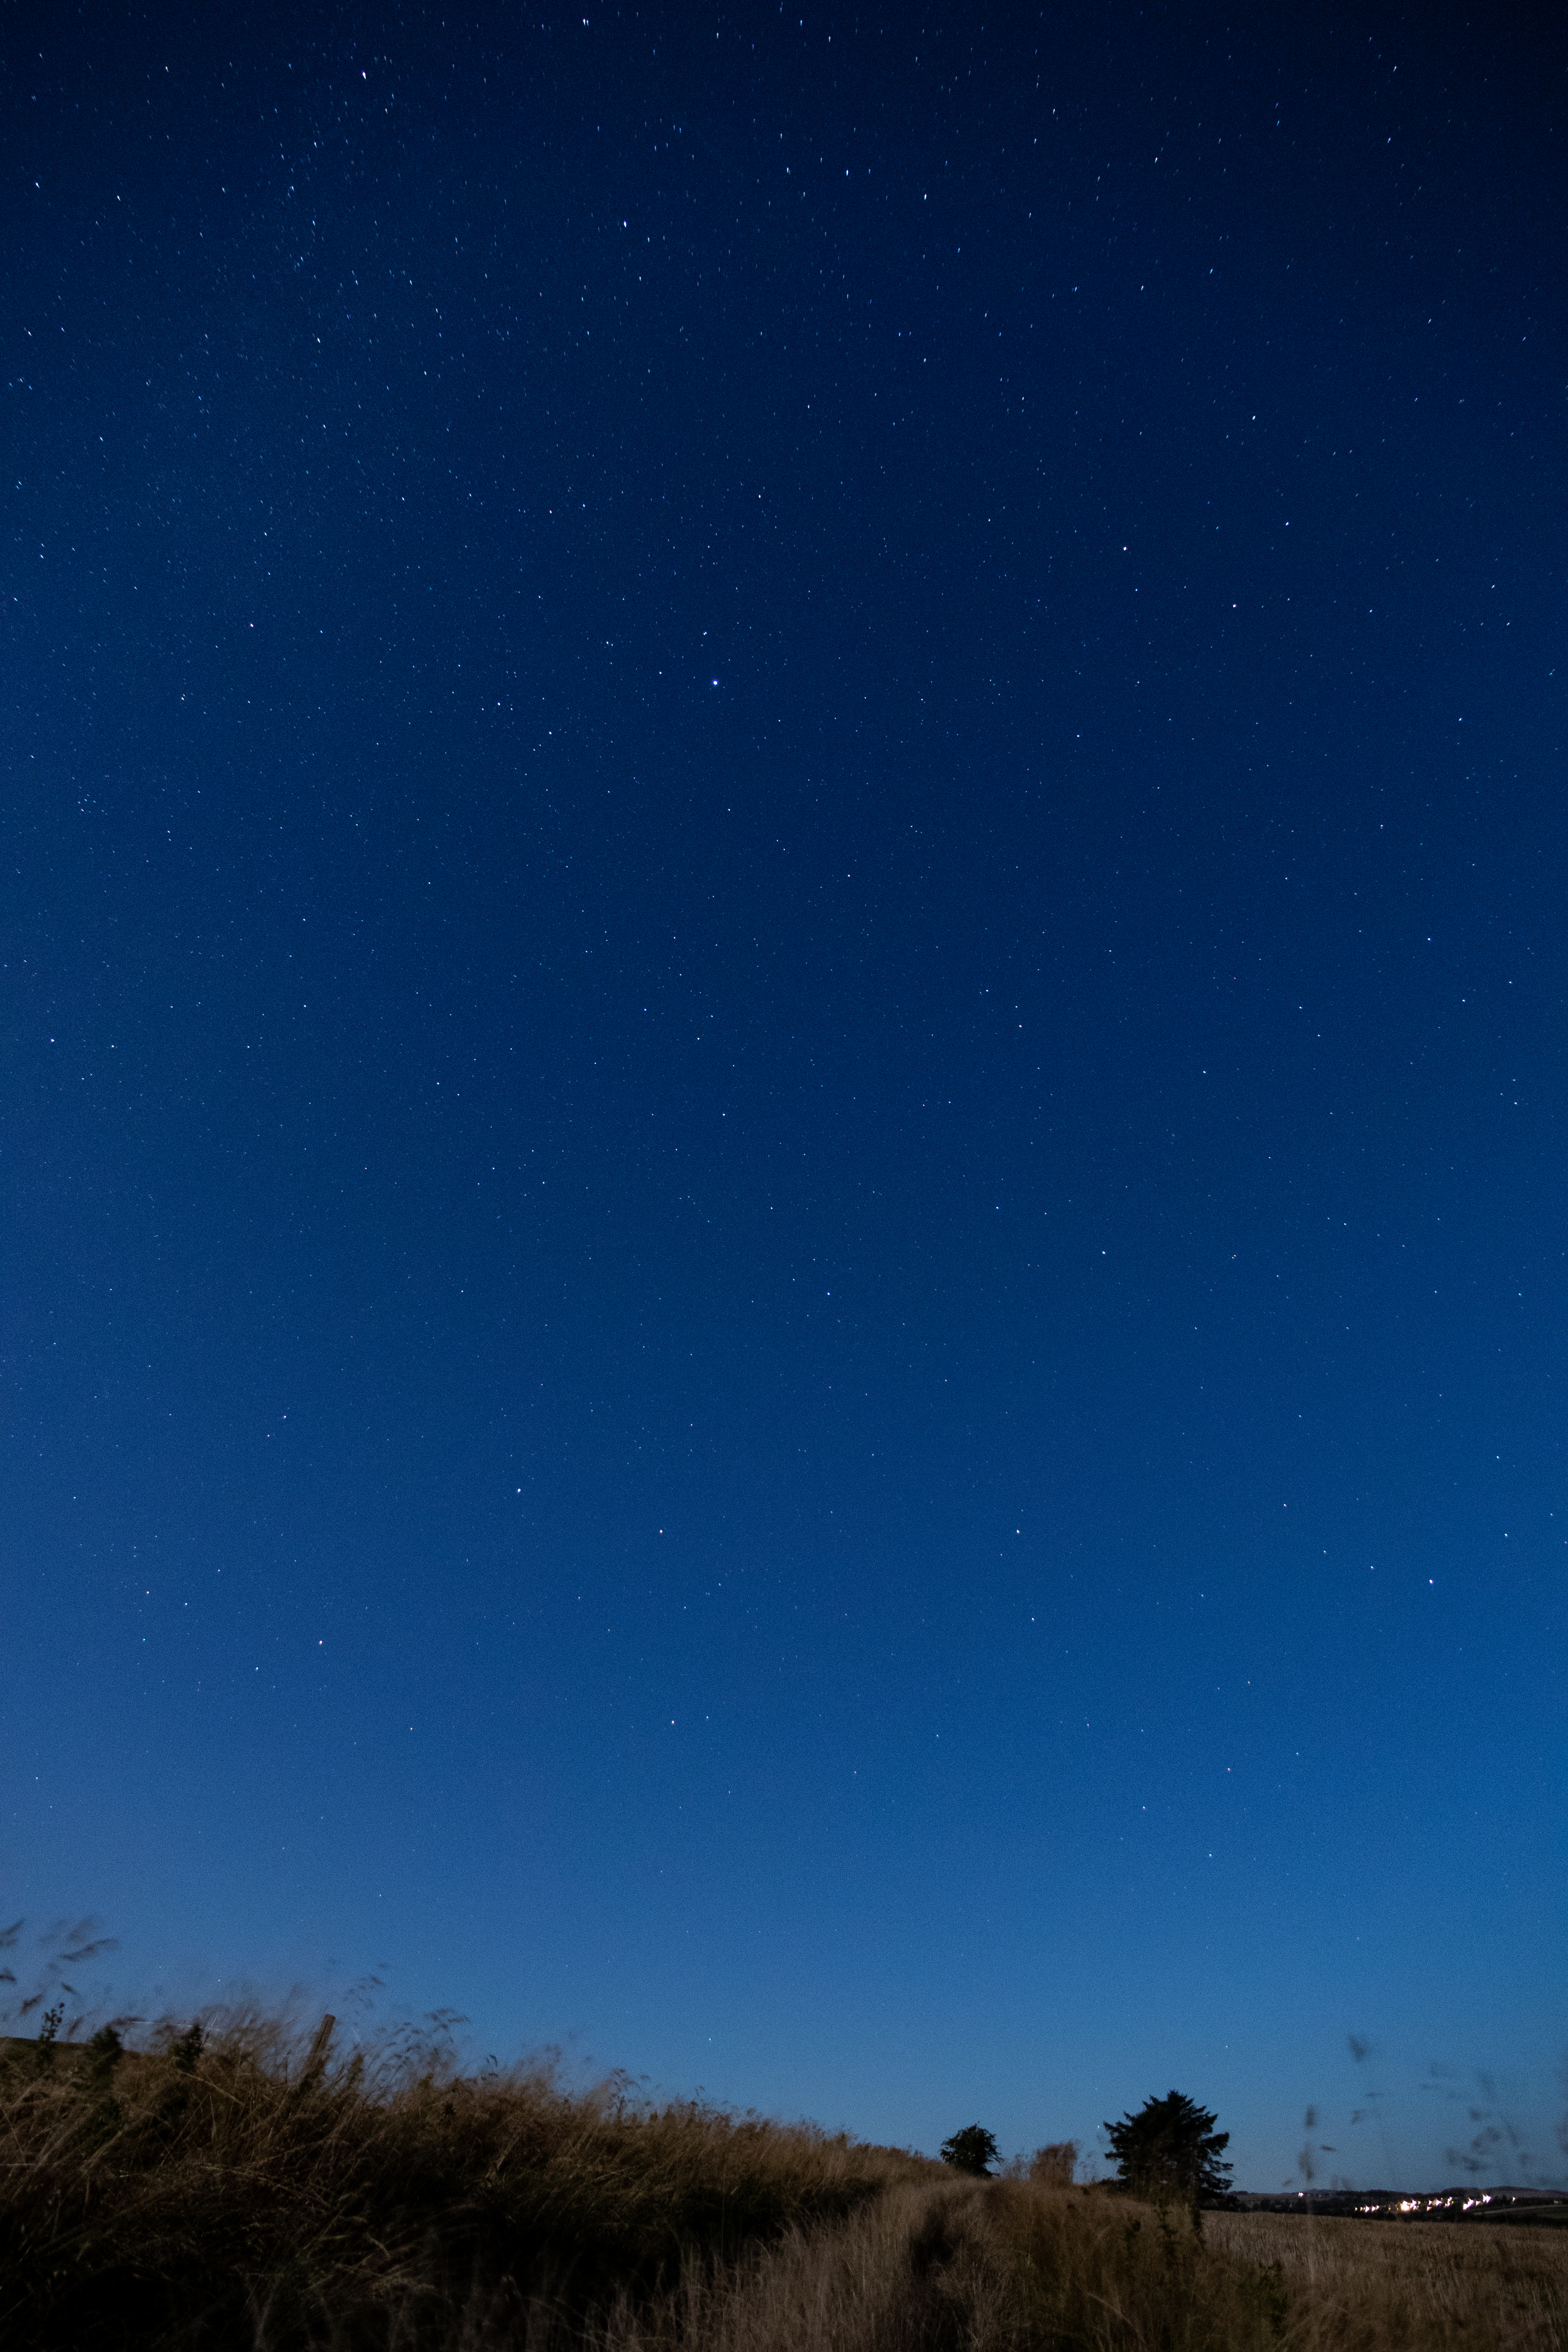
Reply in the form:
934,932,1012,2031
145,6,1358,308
4,4,1564,2189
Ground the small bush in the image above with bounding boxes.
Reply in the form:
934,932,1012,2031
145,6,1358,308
1029,2140,1079,2188
938,2123,998,2177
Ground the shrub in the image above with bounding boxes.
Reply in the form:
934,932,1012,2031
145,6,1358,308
1029,2139,1079,2187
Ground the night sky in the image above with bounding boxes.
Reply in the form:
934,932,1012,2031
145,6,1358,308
5,5,1564,2192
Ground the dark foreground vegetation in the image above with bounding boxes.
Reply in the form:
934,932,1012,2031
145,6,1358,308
3,2014,1564,2349
0,2010,923,2347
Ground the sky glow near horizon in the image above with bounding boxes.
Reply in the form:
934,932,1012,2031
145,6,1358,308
3,3,1564,2193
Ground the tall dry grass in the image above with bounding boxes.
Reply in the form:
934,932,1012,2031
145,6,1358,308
1207,2209,1568,2351
0,2010,929,2349
490,2186,1568,2352
577,2180,1008,2352
3,2013,1564,2349
990,2187,1567,2351
988,2184,1296,2349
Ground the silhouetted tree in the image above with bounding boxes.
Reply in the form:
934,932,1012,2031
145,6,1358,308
940,2124,998,2177
1104,2091,1232,2204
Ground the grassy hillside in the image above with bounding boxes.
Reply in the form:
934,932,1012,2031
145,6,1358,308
2,2015,1564,2349
0,2012,928,2347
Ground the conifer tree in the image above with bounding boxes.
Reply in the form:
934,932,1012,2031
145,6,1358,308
1103,2090,1232,2203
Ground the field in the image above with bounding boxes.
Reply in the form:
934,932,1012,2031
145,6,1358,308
1206,2210,1568,2351
1,2015,1563,2348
